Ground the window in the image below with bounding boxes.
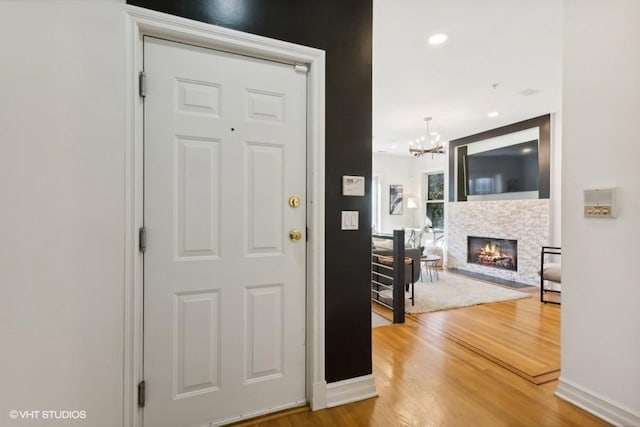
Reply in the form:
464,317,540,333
425,172,444,230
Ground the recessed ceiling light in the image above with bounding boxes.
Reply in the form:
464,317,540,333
488,111,499,118
431,131,438,136
428,33,448,45
391,145,397,149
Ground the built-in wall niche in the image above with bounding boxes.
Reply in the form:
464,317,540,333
448,115,551,202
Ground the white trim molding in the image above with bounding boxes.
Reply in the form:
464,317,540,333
556,378,640,427
326,375,378,408
123,5,327,426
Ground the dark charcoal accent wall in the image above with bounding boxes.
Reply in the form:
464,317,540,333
127,0,373,383
448,114,551,202
456,146,468,202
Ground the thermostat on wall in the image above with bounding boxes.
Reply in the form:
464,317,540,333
584,187,616,218
342,175,365,196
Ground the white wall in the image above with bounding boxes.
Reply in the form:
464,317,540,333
373,153,418,232
558,1,640,424
0,2,125,426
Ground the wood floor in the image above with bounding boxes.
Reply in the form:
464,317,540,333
416,293,561,384
236,297,609,427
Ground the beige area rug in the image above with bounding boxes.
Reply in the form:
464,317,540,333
399,271,530,314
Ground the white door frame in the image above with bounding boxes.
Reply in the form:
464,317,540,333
123,6,326,426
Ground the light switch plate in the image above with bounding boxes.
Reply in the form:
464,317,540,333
341,211,359,230
342,176,365,196
584,188,616,218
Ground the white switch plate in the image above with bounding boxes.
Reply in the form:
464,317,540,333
341,211,359,230
584,187,616,218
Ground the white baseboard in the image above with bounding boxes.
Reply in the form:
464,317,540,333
309,380,327,410
555,377,640,426
326,374,378,408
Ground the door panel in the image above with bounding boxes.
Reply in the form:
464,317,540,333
143,36,306,427
246,144,284,254
244,284,283,383
176,136,221,259
174,290,221,398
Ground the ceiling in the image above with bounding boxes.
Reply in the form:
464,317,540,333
373,0,563,155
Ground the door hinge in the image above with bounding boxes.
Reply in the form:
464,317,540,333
137,380,146,408
294,64,308,73
139,227,147,253
139,71,147,98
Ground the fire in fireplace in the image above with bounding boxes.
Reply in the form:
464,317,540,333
467,236,518,271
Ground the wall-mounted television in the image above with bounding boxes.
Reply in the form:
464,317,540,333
464,140,539,196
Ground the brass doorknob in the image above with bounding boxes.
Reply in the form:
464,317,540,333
289,229,302,241
288,196,301,208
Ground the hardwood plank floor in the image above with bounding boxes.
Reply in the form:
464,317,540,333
414,295,561,384
237,298,608,426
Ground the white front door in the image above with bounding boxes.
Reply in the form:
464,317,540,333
143,37,307,427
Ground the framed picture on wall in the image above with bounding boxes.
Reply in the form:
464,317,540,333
389,184,403,215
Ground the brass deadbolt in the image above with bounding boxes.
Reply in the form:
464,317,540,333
288,196,301,208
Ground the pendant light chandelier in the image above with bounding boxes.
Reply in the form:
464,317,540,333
409,117,445,158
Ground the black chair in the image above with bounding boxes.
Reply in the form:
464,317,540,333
540,246,561,304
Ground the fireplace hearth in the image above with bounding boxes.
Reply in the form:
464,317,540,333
467,236,517,271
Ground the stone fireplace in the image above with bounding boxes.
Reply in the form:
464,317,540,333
467,236,518,271
446,199,550,285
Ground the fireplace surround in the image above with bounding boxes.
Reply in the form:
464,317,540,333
446,199,549,286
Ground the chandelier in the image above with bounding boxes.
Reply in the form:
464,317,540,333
409,117,445,157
